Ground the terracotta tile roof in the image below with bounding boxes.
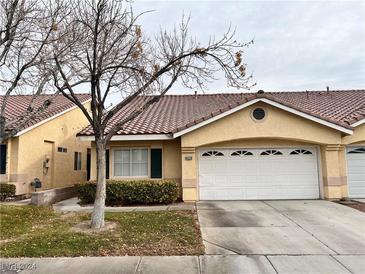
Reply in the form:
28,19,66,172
78,89,365,136
1,94,91,134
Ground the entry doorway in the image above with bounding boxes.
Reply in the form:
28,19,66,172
42,141,55,189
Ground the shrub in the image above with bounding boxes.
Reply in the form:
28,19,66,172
0,183,16,201
76,179,179,206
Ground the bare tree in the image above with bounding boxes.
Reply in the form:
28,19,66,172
50,0,254,229
0,0,66,142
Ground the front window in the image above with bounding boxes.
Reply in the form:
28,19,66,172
114,148,148,177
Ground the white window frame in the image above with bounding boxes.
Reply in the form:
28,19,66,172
112,147,150,178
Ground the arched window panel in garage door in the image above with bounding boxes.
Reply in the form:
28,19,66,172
348,147,365,154
290,149,313,155
231,150,254,156
260,149,283,156
201,150,225,157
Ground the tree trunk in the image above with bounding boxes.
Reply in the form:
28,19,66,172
90,138,106,229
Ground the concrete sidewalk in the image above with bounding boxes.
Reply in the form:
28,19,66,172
52,197,195,212
0,199,31,206
1,255,364,274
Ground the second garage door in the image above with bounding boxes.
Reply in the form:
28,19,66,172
346,147,365,198
199,147,320,200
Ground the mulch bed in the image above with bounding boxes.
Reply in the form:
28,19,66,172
336,200,365,213
344,203,365,212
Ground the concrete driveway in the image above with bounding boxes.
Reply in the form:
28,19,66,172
197,200,365,273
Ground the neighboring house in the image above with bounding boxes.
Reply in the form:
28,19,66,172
0,94,91,195
78,90,365,201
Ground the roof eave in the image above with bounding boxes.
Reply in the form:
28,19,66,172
14,98,92,137
78,133,174,141
351,118,365,127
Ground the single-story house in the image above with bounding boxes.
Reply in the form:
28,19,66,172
0,94,91,195
78,89,365,201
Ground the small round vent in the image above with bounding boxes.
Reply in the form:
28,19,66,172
252,108,266,120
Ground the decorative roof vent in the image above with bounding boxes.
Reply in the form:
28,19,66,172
257,90,265,94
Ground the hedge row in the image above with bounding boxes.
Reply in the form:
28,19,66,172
76,179,179,206
0,183,16,201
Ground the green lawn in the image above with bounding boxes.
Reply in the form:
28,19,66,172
0,205,204,257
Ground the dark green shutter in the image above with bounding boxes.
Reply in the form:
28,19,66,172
106,149,110,179
74,152,78,170
0,144,6,174
150,148,162,178
86,150,91,180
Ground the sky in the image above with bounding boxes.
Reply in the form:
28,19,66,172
130,0,365,95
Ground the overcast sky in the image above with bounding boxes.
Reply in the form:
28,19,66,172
131,0,365,94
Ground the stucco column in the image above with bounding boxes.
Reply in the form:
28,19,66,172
181,147,198,202
321,144,348,199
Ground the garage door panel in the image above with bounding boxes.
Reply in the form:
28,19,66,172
348,161,364,168
349,174,365,180
279,173,317,181
247,186,317,200
229,167,258,176
229,175,256,185
200,162,225,173
199,175,215,186
349,186,365,196
200,187,245,200
199,148,319,200
200,175,226,186
287,162,316,171
200,187,319,200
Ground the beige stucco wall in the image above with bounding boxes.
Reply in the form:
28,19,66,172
342,123,365,145
201,139,315,148
181,103,342,147
89,139,181,183
5,102,91,194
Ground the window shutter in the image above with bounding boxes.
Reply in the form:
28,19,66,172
150,148,162,179
86,151,91,180
0,144,6,174
106,149,110,179
77,152,82,170
74,152,78,170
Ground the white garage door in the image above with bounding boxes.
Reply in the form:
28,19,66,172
199,148,320,200
347,147,365,198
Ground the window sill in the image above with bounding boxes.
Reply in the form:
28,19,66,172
111,176,150,180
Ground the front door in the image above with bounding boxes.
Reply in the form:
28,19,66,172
42,141,54,189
